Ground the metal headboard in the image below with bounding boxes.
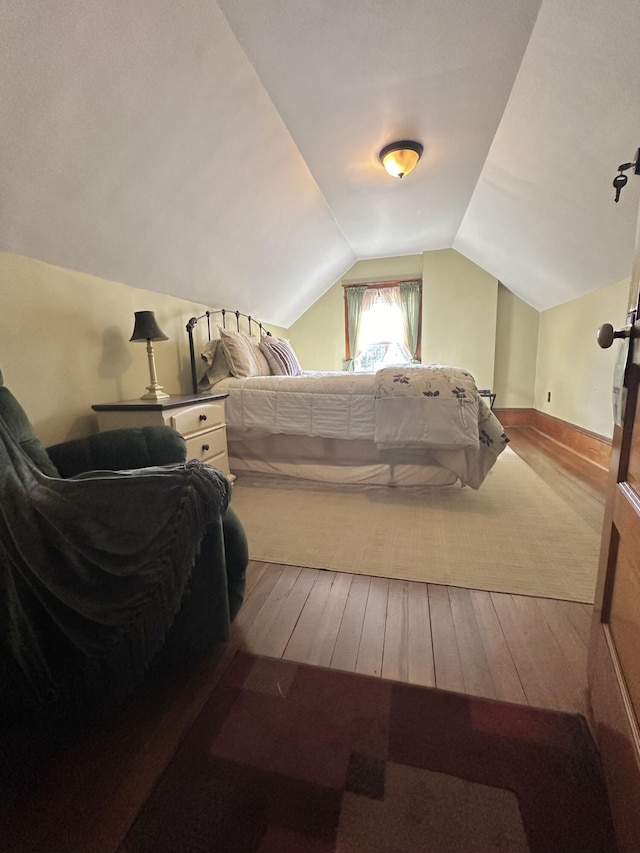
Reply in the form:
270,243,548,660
186,308,273,394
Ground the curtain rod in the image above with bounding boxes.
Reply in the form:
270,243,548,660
342,278,421,289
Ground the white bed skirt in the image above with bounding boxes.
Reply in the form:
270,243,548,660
227,430,459,487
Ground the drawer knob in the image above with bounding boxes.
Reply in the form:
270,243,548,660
202,444,210,452
199,414,208,421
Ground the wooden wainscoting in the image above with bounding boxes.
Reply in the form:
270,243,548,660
493,407,536,428
495,408,612,471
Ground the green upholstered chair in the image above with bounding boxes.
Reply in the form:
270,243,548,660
0,370,247,727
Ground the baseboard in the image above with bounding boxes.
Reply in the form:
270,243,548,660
493,407,535,427
493,408,612,470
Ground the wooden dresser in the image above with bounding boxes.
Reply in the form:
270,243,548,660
92,393,233,479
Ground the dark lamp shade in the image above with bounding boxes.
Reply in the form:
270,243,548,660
129,311,169,342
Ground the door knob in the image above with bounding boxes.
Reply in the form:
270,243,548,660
597,323,630,349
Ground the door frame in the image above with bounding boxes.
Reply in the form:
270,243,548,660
588,208,640,851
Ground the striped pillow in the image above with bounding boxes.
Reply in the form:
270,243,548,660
259,338,303,376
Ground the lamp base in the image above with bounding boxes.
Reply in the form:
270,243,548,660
140,384,170,401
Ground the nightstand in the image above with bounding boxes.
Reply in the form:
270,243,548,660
92,393,233,479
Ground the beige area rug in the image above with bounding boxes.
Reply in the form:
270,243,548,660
230,448,600,602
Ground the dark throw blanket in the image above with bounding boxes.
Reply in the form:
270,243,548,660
0,415,230,725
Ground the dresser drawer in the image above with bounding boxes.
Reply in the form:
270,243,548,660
185,426,229,471
169,401,225,436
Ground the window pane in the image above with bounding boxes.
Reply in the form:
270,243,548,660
354,341,410,371
359,300,405,348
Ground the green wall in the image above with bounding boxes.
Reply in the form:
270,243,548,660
494,284,539,408
289,248,630,440
0,251,281,445
421,250,497,391
290,249,499,390
535,278,629,438
2,247,630,447
289,254,424,371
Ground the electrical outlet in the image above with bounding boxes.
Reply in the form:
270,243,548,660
547,391,551,402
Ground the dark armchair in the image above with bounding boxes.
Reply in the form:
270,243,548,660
0,370,247,728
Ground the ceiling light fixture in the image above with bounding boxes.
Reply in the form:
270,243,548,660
378,140,423,178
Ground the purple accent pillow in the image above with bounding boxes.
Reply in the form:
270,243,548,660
259,338,303,376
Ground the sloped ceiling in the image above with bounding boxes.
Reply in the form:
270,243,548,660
1,0,639,327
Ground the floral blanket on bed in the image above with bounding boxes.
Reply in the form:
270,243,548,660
374,364,508,456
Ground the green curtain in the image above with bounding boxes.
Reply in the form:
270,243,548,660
399,281,421,363
342,285,367,371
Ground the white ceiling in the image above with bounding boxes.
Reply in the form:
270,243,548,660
1,0,640,326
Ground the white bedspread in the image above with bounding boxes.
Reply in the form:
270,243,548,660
216,367,509,488
216,372,376,440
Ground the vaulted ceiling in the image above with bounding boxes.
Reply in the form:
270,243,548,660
2,0,640,327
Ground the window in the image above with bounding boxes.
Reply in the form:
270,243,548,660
353,293,411,371
343,279,422,372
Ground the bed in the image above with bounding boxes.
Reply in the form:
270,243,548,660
186,309,509,488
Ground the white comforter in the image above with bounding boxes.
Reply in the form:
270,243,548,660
217,367,507,449
216,372,377,440
216,368,509,489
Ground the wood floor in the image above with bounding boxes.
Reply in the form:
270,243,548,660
0,426,608,853
231,425,606,719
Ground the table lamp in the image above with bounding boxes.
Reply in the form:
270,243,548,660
129,311,170,400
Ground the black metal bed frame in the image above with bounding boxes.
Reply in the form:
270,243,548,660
186,308,272,394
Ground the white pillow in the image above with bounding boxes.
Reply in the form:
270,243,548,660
198,339,232,389
218,327,271,378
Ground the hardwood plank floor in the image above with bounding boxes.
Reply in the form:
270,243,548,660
448,586,497,700
233,427,607,715
233,561,594,717
227,425,606,722
469,588,527,704
406,580,436,687
381,579,410,682
0,431,607,852
327,573,370,672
